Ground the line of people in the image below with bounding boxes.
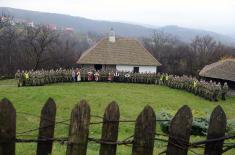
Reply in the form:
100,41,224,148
157,73,229,101
15,69,229,101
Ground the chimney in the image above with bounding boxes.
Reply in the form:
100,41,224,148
109,28,115,43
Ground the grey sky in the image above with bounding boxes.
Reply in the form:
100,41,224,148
0,0,234,35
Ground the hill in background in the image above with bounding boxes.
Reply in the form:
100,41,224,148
1,7,235,46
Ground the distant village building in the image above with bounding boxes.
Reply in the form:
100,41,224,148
77,29,161,73
27,21,34,27
199,59,235,88
48,24,57,30
9,20,15,26
0,16,15,25
86,35,95,46
64,27,74,32
0,16,8,22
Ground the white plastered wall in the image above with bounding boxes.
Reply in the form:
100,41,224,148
116,65,157,73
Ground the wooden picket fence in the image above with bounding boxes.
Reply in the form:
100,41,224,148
0,98,230,155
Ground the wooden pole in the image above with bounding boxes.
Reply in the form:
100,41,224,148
132,105,156,155
66,100,90,155
0,98,16,155
204,105,226,155
99,102,120,155
166,105,192,155
36,98,56,155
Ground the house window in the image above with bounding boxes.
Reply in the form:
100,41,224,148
133,67,139,73
94,64,102,71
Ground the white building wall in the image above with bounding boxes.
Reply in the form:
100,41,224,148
116,65,157,73
116,65,134,72
139,66,157,73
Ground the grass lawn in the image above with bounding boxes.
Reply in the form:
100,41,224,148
0,79,235,155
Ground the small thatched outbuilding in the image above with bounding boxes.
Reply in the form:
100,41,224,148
199,59,235,88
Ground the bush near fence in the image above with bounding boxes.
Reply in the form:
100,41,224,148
0,97,234,155
159,111,210,136
15,69,229,101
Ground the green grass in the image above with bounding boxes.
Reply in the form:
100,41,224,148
0,79,235,155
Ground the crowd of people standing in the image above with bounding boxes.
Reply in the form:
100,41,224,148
157,74,229,101
15,68,229,101
71,69,81,82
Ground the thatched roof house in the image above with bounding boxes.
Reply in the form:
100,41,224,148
77,29,161,73
199,59,235,87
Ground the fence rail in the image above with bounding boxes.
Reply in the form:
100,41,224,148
0,98,234,155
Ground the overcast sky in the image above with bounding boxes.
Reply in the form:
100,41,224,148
0,0,234,35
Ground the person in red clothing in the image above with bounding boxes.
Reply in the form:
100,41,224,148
108,72,113,82
87,70,93,81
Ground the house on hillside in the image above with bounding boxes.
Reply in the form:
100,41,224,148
77,29,161,73
199,59,235,88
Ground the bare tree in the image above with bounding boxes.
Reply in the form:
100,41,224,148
23,25,59,70
0,21,90,76
0,18,20,76
190,35,217,70
143,34,234,76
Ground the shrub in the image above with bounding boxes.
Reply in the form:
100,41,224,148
158,111,209,136
227,119,235,135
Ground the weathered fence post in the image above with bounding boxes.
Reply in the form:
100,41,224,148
204,105,226,155
0,98,16,155
66,100,90,155
36,98,56,155
99,102,120,155
132,105,156,155
166,105,192,155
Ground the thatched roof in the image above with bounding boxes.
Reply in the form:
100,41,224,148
199,59,235,82
77,37,161,66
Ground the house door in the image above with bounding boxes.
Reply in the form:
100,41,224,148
133,67,139,73
95,64,102,71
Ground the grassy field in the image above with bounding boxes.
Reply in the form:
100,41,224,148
0,79,235,155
